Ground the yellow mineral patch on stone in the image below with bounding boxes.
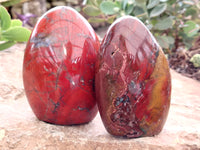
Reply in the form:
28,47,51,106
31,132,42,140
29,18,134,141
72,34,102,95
148,50,170,111
0,129,5,141
139,50,171,135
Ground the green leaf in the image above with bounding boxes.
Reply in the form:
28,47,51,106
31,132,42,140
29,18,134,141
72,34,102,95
156,35,174,49
0,41,16,51
2,26,31,42
190,54,200,68
96,0,103,6
135,0,147,6
100,1,119,15
185,7,197,17
115,1,122,8
125,4,134,15
88,17,105,23
0,35,7,41
183,21,199,37
147,0,160,9
166,5,174,13
156,36,169,49
0,5,11,30
166,0,177,5
154,17,173,30
82,5,102,17
166,36,175,44
167,0,176,5
10,19,22,27
1,0,23,7
150,18,158,26
122,0,129,10
150,3,167,18
179,32,193,48
133,6,145,15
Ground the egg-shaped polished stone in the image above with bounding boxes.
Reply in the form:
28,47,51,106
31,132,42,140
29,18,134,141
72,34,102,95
23,6,100,125
95,16,171,138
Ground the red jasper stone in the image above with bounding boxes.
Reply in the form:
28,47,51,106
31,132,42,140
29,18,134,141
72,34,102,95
23,6,100,125
95,16,171,138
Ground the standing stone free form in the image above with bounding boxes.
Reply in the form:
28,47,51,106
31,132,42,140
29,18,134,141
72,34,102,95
23,6,100,125
95,16,171,138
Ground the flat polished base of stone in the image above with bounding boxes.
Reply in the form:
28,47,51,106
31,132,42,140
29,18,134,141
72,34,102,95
0,44,200,150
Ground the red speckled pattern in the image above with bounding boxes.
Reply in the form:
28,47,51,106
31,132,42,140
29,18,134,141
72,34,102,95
95,16,171,138
23,6,100,125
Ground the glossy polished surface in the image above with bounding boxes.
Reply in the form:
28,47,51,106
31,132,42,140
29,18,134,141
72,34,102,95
23,6,100,125
95,16,171,138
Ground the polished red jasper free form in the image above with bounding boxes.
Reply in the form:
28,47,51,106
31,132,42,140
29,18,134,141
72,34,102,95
23,6,100,125
95,16,171,138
